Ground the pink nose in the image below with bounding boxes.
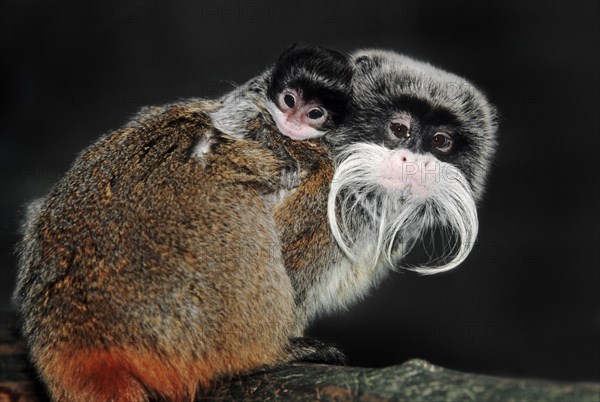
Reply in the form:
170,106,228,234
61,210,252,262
378,150,439,196
394,150,434,167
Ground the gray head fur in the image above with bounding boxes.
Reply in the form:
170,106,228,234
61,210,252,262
327,49,498,274
330,49,497,200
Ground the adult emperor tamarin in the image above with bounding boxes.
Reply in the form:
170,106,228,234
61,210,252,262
14,47,497,401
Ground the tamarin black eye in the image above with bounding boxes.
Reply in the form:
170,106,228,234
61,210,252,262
307,108,324,120
284,94,295,108
432,132,453,153
390,122,410,139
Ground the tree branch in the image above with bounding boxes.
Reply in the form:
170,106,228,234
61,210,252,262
1,314,597,401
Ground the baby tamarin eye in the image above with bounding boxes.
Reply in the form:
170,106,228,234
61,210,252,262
307,108,326,121
282,92,296,109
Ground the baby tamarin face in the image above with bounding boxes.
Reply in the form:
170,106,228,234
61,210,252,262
265,44,353,140
328,50,498,274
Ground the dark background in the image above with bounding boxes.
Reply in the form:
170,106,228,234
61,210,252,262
1,0,598,382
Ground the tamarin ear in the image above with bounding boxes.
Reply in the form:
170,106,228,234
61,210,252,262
323,47,350,64
354,55,376,71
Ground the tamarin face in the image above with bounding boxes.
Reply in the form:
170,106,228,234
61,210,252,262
266,44,353,141
328,50,498,274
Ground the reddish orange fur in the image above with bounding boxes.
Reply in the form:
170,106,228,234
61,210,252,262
39,346,218,402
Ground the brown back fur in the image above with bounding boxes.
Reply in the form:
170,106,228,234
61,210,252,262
15,100,303,401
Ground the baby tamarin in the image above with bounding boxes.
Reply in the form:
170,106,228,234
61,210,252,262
210,43,351,142
14,45,352,402
210,42,351,177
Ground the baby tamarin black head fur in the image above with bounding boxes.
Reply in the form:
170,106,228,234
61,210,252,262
265,43,353,140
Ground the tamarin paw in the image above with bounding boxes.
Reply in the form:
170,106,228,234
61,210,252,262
287,337,347,365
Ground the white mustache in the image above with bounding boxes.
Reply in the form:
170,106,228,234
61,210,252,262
327,143,478,274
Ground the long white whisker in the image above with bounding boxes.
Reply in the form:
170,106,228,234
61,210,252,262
327,143,479,275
